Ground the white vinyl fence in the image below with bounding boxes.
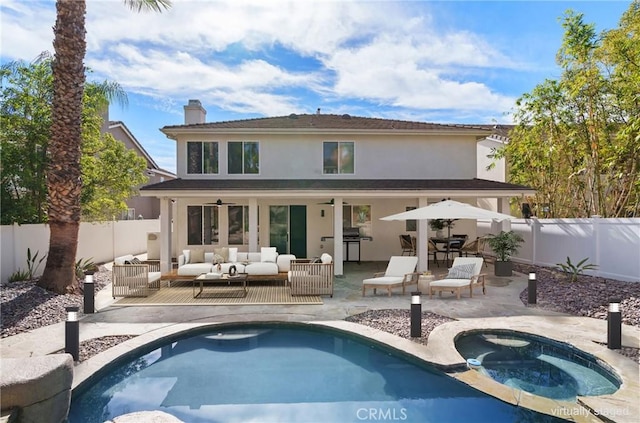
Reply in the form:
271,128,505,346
2,218,638,283
0,220,160,283
478,217,640,283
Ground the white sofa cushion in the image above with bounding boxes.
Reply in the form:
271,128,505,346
245,262,279,275
237,252,249,262
248,252,261,263
277,254,296,272
228,247,238,263
182,249,191,264
261,247,277,263
219,262,246,274
177,263,214,276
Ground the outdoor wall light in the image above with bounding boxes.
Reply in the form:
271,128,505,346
410,291,422,338
528,272,537,305
608,298,622,350
65,306,80,361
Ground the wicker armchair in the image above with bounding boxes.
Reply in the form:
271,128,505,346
112,260,161,298
289,259,334,297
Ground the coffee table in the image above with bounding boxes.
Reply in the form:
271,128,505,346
193,273,248,298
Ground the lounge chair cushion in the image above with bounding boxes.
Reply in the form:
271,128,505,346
363,276,403,285
430,278,472,288
385,256,419,277
446,263,476,279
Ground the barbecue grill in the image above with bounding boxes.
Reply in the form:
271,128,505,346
320,227,373,263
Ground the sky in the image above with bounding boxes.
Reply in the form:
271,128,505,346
1,0,632,174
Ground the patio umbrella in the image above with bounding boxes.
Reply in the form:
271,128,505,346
381,200,514,222
381,200,515,267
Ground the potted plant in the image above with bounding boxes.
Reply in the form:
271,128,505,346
486,230,524,276
429,219,454,238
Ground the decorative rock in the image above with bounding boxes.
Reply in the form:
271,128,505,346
0,354,73,423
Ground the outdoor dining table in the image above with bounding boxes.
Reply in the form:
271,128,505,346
430,237,464,267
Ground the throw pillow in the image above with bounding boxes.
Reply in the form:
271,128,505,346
228,247,238,263
446,263,476,279
213,247,229,263
190,248,205,263
130,257,141,264
213,254,225,264
320,253,333,264
182,249,191,264
261,247,277,263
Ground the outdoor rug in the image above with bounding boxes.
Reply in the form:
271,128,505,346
114,285,323,306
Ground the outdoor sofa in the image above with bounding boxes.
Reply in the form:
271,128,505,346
177,247,295,279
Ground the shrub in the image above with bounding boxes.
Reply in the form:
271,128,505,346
486,231,524,261
556,257,598,282
8,269,30,282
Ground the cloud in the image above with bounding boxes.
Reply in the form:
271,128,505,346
2,0,523,120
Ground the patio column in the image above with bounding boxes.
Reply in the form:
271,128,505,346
498,198,512,232
159,197,172,273
416,197,429,272
333,197,344,276
248,198,258,252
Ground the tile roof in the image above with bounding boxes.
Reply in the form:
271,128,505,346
141,178,532,192
162,114,493,133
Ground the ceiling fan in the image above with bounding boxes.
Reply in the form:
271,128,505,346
205,199,236,207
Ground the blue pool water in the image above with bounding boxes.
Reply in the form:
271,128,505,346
455,330,621,401
68,324,567,423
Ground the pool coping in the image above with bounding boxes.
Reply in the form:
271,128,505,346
72,316,639,423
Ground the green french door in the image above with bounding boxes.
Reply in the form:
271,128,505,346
269,205,307,257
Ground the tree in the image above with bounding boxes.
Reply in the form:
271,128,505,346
498,3,640,218
0,56,51,224
1,56,146,225
39,0,171,294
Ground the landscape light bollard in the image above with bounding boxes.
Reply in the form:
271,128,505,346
528,272,537,305
65,306,79,361
607,298,622,350
410,292,422,338
84,271,95,314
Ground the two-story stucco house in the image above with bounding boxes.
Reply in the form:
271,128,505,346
141,100,533,274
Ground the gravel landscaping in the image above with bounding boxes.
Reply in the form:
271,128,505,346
1,263,638,364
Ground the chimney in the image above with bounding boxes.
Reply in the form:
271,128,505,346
184,99,206,124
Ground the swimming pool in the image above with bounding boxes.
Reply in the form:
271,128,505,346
68,323,567,422
455,330,621,401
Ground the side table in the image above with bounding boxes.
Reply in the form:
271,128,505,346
418,273,435,294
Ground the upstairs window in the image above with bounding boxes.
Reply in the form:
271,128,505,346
323,141,354,174
187,141,218,174
187,205,219,245
228,141,259,174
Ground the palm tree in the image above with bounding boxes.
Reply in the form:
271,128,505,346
38,0,171,294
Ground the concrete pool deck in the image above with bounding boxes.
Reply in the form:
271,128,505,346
1,261,639,422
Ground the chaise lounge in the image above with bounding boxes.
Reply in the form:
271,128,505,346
428,257,485,299
362,256,419,296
